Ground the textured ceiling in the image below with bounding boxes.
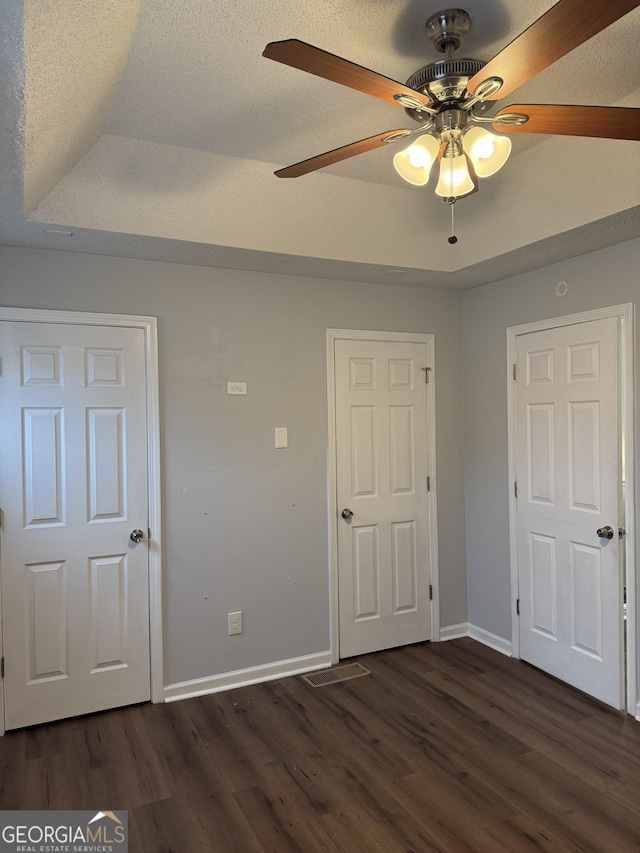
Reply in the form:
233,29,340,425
1,0,639,289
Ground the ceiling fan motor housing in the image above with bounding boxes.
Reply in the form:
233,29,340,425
404,57,486,121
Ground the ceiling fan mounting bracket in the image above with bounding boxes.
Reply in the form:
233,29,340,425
425,8,472,53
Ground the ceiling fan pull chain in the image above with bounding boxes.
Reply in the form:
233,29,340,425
448,198,458,245
446,155,458,244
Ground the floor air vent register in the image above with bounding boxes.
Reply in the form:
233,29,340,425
301,662,371,687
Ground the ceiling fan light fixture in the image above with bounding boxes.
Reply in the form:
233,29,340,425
393,134,440,186
464,126,512,177
435,152,474,197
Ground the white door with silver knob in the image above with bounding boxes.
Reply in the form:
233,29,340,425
0,320,151,729
334,337,432,658
515,317,623,709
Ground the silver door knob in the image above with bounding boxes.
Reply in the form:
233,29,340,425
596,525,614,540
130,529,144,543
341,508,354,520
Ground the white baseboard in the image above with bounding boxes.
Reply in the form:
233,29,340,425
164,627,513,703
439,622,512,656
636,701,640,723
163,650,333,703
439,622,469,641
467,623,513,656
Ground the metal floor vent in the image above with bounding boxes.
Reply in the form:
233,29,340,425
301,662,371,688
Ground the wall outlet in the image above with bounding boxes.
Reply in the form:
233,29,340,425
227,382,247,395
228,611,243,635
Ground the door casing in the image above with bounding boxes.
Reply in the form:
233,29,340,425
0,307,163,735
326,329,439,664
507,304,636,715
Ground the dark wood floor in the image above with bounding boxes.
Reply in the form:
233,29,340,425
2,639,640,852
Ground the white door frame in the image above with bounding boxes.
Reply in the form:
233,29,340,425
326,329,439,664
507,303,636,716
0,307,163,736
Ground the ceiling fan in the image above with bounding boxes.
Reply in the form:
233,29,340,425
263,0,640,209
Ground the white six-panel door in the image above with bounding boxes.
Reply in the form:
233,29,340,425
0,321,151,729
515,317,624,709
335,339,431,658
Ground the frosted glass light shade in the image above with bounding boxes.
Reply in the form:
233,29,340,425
464,127,511,178
435,153,474,197
393,135,440,186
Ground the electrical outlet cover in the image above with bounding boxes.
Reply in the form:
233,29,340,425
228,611,243,634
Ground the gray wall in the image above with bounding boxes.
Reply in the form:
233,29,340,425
0,246,466,685
463,237,640,642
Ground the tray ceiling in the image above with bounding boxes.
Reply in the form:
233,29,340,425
1,0,639,288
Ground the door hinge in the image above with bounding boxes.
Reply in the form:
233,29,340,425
427,476,431,492
516,599,520,616
513,363,517,380
514,481,518,498
422,367,432,384
429,584,433,601
1,656,4,679
148,528,152,540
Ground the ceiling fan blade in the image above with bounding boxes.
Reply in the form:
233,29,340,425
275,129,413,178
494,105,640,140
468,0,640,101
263,39,431,109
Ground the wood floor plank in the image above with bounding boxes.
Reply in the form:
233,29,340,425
560,808,640,853
133,795,212,853
148,700,243,797
576,707,640,750
1,638,639,852
429,639,602,719
606,778,640,815
522,750,640,848
484,812,587,853
392,750,520,826
326,759,460,848
440,742,640,852
86,708,175,809
353,650,531,760
466,672,627,789
317,807,419,853
422,667,624,792
0,730,26,809
394,769,543,853
265,814,346,853
233,785,312,853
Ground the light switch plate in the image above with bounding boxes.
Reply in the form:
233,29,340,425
227,381,247,395
275,427,288,448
